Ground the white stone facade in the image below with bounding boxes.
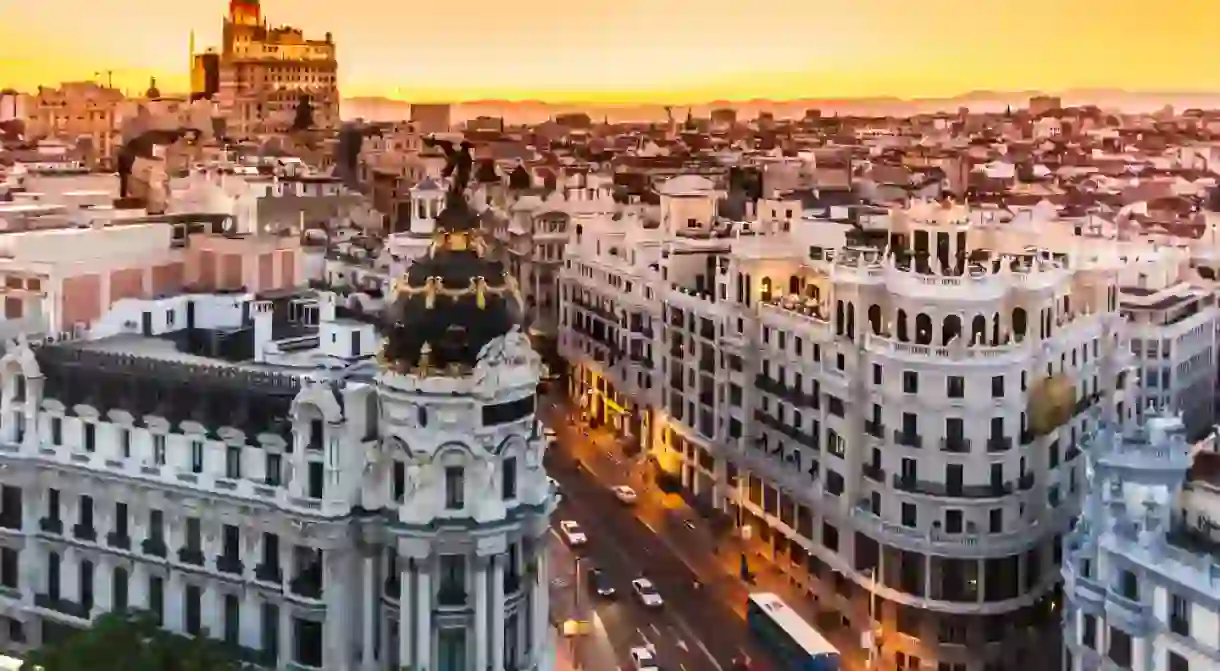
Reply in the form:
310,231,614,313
1062,414,1220,671
560,189,1138,671
0,319,555,670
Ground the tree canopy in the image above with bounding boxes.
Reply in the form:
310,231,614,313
22,611,250,671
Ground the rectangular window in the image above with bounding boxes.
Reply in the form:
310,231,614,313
153,435,166,466
946,376,964,398
266,453,282,486
225,447,242,479
191,441,204,474
223,593,240,645
944,509,963,534
445,466,465,509
1169,593,1190,636
149,575,164,625
901,503,917,528
501,457,517,500
112,567,128,611
0,548,17,588
185,584,202,635
1107,627,1131,667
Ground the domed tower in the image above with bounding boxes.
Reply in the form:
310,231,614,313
228,0,260,26
372,153,556,670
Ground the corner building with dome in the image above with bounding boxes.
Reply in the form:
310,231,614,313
0,185,555,670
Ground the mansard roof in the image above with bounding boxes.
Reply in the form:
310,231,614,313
34,343,300,441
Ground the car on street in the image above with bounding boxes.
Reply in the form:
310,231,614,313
611,485,638,504
559,520,587,546
631,577,664,607
548,477,562,503
629,646,659,671
586,567,616,598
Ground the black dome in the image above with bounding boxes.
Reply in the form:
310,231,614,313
380,196,524,373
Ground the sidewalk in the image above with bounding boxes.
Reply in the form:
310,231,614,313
548,527,621,671
551,613,621,671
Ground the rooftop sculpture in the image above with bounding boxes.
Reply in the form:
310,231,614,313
379,135,524,375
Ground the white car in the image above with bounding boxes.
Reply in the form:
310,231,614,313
559,520,587,546
629,646,659,671
612,485,638,504
548,477,563,503
631,577,664,607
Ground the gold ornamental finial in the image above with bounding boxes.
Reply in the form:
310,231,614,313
417,342,433,374
474,276,487,309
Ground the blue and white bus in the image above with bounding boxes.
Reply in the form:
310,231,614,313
746,593,841,671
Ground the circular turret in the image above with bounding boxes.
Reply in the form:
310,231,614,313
380,196,524,374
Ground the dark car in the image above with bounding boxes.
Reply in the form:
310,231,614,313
587,567,616,598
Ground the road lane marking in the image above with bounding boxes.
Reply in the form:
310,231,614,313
677,639,689,651
549,528,563,542
649,623,661,637
674,618,725,671
561,473,731,669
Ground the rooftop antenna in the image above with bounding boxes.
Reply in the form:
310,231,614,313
94,70,117,89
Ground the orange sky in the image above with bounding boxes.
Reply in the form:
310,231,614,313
0,0,1217,102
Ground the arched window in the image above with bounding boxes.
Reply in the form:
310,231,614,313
971,315,987,345
788,276,801,295
846,303,856,340
835,301,845,336
868,304,883,336
1012,307,1028,339
896,309,909,342
942,314,962,346
761,277,773,303
915,313,933,345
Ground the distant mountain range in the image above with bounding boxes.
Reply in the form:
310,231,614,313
341,89,1220,125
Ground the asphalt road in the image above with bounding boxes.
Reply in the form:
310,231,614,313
541,401,769,671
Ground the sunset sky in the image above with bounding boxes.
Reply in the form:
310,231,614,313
1,0,1216,102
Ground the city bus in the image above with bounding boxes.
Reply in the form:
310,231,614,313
746,593,841,671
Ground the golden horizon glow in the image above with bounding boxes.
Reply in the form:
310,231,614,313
1,0,1217,103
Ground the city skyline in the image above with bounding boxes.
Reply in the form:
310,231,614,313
1,0,1217,103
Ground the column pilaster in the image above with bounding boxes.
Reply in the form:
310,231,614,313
473,555,489,671
361,555,377,671
530,546,549,666
414,559,432,670
490,554,505,671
